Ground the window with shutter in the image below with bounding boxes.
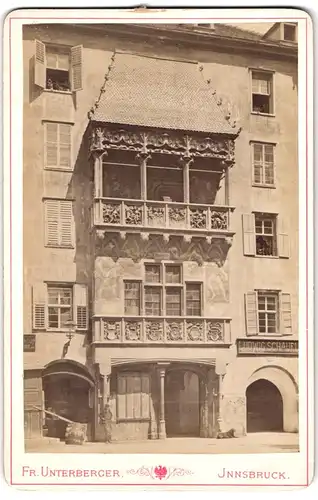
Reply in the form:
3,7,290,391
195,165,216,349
44,122,72,170
32,283,47,330
242,214,256,256
277,217,290,258
280,293,292,334
245,292,258,335
44,199,74,248
71,45,83,91
73,284,88,330
251,70,274,114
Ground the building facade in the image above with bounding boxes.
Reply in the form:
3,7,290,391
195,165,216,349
23,22,299,442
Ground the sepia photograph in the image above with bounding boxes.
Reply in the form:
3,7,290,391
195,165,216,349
21,19,300,457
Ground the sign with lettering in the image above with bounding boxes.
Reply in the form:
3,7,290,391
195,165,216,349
237,339,298,356
24,334,36,352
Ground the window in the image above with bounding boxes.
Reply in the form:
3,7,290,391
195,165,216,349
283,24,296,42
242,213,289,258
252,143,275,186
245,291,292,336
251,71,274,114
255,214,277,256
117,373,150,420
258,292,278,334
44,199,74,247
124,282,141,315
124,264,203,316
44,122,72,170
186,284,202,316
32,283,88,331
34,40,83,92
47,286,73,329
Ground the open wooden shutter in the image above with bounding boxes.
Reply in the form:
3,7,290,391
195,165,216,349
277,217,290,258
45,122,58,168
74,284,88,330
245,292,258,336
242,214,256,256
34,39,46,89
280,293,292,335
60,200,74,247
44,199,59,246
71,45,83,92
32,283,47,330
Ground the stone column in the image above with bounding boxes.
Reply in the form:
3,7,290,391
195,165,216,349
158,367,167,439
180,156,193,204
217,374,224,433
137,152,151,201
199,376,209,438
99,362,111,407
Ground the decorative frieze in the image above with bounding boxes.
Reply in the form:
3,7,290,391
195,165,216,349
94,317,231,344
190,208,207,229
125,205,142,225
90,126,236,162
103,204,121,224
96,233,232,266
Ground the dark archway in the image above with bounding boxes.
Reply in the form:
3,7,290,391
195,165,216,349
165,369,200,437
246,379,283,432
42,360,95,440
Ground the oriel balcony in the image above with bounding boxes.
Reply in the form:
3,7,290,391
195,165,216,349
93,316,232,345
92,149,235,242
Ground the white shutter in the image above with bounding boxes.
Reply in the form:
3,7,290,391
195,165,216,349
60,200,74,247
44,199,59,246
71,45,83,92
59,124,72,169
280,293,292,335
74,284,88,330
242,214,256,256
245,292,258,336
45,122,58,167
277,217,290,258
34,39,46,89
32,283,47,330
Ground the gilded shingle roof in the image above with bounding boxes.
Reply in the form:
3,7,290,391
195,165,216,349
90,52,238,135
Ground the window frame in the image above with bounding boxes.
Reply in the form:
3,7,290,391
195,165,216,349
47,285,73,330
123,262,203,317
251,141,276,188
45,45,71,92
43,121,73,172
250,69,275,116
257,290,280,335
283,23,297,42
254,212,278,257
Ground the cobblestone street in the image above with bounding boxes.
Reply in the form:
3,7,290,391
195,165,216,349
25,432,299,454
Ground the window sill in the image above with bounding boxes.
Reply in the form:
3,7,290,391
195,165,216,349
43,89,72,95
251,112,276,118
254,255,280,259
44,167,74,173
45,245,75,249
252,183,276,189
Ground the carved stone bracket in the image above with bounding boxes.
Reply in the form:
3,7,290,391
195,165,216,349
96,233,232,265
90,125,236,163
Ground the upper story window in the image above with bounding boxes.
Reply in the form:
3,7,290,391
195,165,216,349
283,23,297,42
245,290,292,336
32,283,88,331
251,70,274,115
34,40,83,93
252,142,275,187
44,198,74,248
124,263,202,317
242,213,289,259
44,122,72,170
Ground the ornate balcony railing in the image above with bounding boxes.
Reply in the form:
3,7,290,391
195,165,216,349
93,316,232,345
94,198,234,237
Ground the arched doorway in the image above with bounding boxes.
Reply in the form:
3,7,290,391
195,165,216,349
246,379,283,432
42,360,95,440
165,369,200,437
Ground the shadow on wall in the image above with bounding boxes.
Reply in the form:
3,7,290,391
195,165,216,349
66,126,94,352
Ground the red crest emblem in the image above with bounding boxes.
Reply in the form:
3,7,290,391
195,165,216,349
154,465,168,480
